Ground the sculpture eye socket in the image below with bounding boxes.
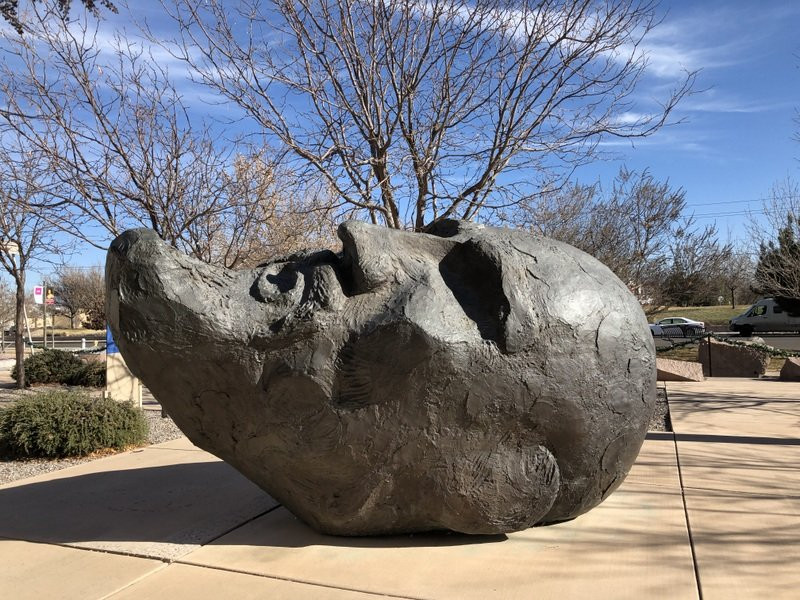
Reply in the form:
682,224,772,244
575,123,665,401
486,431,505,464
266,267,299,293
250,249,344,305
252,263,303,303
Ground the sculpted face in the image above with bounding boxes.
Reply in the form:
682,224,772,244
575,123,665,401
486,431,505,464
107,220,656,536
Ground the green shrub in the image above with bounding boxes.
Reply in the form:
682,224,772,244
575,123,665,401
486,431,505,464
11,350,105,387
0,390,147,458
66,361,106,387
12,349,83,385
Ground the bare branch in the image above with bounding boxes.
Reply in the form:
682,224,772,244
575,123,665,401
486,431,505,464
0,5,334,267
152,0,694,229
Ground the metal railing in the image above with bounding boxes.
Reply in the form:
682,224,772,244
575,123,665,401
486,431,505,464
3,338,107,354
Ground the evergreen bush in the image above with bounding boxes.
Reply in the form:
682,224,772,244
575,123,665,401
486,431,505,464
0,391,147,458
66,361,106,387
11,349,83,384
11,350,105,387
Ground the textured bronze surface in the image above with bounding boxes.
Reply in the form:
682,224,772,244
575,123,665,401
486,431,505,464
107,221,656,536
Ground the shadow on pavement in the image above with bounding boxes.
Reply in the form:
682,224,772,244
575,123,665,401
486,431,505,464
0,462,273,547
0,461,506,549
674,433,800,446
646,430,800,445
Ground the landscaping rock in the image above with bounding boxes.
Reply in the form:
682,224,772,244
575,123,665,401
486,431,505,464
779,357,800,381
106,221,657,536
656,357,704,382
697,337,769,378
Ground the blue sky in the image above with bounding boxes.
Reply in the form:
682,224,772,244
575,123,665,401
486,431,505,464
16,0,800,285
573,1,799,245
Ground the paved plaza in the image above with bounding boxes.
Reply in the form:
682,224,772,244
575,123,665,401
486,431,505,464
1,377,798,599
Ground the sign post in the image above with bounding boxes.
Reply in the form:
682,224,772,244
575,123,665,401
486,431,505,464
33,285,43,353
23,306,34,355
45,287,54,348
41,280,46,350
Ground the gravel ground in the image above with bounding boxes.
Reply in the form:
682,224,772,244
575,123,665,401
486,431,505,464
650,386,672,432
0,385,184,485
1,384,672,486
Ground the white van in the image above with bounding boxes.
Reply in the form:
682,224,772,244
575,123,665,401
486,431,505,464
729,298,800,336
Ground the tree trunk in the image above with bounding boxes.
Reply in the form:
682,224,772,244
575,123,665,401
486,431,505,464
729,286,736,309
14,274,25,389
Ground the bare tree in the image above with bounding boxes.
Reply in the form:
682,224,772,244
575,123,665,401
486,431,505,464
754,213,800,314
78,268,105,329
50,266,104,329
747,178,800,312
0,5,327,270
718,251,755,309
187,151,339,268
514,167,687,308
1,5,340,267
750,178,800,245
1,0,115,34
513,181,598,247
0,278,15,350
662,224,732,306
0,7,233,251
0,140,69,388
154,0,694,230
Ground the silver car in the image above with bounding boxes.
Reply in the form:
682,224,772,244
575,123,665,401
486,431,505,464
650,317,705,337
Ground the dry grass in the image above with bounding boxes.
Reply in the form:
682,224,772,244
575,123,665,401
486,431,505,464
51,328,104,337
658,344,700,362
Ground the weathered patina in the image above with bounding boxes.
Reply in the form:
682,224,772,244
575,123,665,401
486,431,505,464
106,220,656,536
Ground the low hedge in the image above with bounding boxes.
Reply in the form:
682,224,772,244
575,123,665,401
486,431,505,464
65,360,106,387
11,349,106,387
0,390,147,458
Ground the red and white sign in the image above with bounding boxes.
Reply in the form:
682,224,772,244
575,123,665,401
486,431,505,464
33,285,44,305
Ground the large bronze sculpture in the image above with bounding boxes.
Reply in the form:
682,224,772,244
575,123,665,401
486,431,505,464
106,220,656,536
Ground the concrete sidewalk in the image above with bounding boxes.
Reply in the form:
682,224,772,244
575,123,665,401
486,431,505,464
665,378,800,600
1,378,797,599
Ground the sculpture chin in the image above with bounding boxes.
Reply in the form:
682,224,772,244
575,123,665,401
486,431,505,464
106,220,656,536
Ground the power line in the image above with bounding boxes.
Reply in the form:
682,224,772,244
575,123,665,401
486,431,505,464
688,198,764,207
687,206,800,218
686,195,799,209
690,209,768,218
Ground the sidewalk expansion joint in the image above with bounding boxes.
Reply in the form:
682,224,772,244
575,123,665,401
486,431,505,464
21,538,175,564
666,389,704,600
200,502,284,548
97,562,170,600
175,560,429,600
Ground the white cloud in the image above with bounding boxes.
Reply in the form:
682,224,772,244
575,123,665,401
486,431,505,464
596,127,715,156
630,5,766,80
612,112,653,125
681,97,792,114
